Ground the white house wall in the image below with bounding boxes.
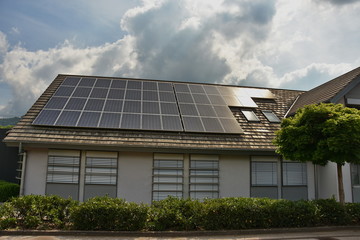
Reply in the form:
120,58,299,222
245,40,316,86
220,155,250,197
117,152,153,203
21,148,347,203
24,149,47,195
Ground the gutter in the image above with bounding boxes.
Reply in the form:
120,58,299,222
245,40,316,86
17,142,27,196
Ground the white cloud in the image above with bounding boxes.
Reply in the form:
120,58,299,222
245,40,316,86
1,0,360,117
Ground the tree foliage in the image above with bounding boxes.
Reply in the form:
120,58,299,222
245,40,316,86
274,103,360,166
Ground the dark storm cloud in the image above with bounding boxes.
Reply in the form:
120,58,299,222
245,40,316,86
121,0,276,83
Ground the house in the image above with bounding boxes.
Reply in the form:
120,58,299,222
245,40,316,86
0,128,19,183
4,66,360,203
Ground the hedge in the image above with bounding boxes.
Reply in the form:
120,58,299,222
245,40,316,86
1,195,360,231
0,180,19,202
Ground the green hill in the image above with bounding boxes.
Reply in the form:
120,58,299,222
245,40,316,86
0,117,21,127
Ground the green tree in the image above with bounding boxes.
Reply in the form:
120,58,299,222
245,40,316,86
274,103,360,204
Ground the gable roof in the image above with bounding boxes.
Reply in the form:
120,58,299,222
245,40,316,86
4,74,302,153
287,66,360,116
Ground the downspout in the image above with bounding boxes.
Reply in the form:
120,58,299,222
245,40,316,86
18,142,27,196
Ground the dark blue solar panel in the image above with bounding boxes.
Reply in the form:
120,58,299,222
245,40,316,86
33,109,61,125
78,78,96,87
127,80,142,89
56,111,81,126
45,97,68,109
123,101,141,113
125,90,141,100
219,118,243,133
182,116,204,132
179,104,198,116
143,91,158,101
63,77,80,86
108,89,125,99
208,95,227,105
160,103,179,115
158,82,173,91
143,102,160,114
121,114,140,129
54,86,75,97
202,117,223,133
174,84,190,93
203,85,220,95
143,81,157,91
99,113,121,128
72,87,92,98
94,79,111,88
213,105,234,118
142,114,161,130
197,105,217,117
162,116,183,131
111,79,127,88
189,85,205,94
77,112,101,127
65,98,87,110
159,92,176,102
104,100,123,112
177,93,194,103
84,99,105,111
90,88,108,99
193,94,211,104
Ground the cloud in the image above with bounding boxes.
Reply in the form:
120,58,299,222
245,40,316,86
315,0,360,5
1,0,360,118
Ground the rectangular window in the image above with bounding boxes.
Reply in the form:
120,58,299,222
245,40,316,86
251,161,277,186
282,162,307,186
262,110,281,123
352,164,360,186
85,157,117,185
241,110,260,122
47,156,80,183
152,154,184,201
190,155,219,200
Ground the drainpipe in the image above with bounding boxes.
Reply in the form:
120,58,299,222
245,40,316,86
18,142,27,196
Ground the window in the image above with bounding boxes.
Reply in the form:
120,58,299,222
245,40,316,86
190,155,219,199
152,154,184,201
47,156,80,183
46,151,80,200
351,164,360,185
251,161,277,186
282,162,307,186
262,110,281,123
241,110,260,122
85,157,117,185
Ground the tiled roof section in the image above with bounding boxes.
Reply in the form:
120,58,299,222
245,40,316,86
287,66,360,116
4,74,302,152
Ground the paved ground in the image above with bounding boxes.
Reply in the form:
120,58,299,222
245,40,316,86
1,228,360,240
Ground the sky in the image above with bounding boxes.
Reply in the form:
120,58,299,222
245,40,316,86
0,0,360,118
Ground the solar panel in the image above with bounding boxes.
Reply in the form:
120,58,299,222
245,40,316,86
33,76,275,134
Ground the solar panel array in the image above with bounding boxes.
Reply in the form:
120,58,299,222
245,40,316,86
33,77,275,134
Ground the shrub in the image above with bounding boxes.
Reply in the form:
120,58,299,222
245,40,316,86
0,195,77,230
269,199,317,228
346,203,360,224
312,198,351,226
70,196,148,231
200,198,275,230
0,181,20,202
147,197,202,231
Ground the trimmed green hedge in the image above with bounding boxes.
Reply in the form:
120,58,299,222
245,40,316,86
0,180,19,202
1,195,360,230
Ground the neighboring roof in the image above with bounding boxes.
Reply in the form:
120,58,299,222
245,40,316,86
287,66,360,116
4,74,302,153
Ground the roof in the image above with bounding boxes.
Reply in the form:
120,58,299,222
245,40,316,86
287,66,360,116
3,74,302,153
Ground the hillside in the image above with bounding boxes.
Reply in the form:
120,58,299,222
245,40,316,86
0,117,21,127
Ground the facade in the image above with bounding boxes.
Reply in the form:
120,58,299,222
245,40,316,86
4,67,360,203
0,128,18,183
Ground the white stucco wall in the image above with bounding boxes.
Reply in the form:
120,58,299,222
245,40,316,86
220,155,250,197
317,162,353,202
117,151,153,204
24,149,47,195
